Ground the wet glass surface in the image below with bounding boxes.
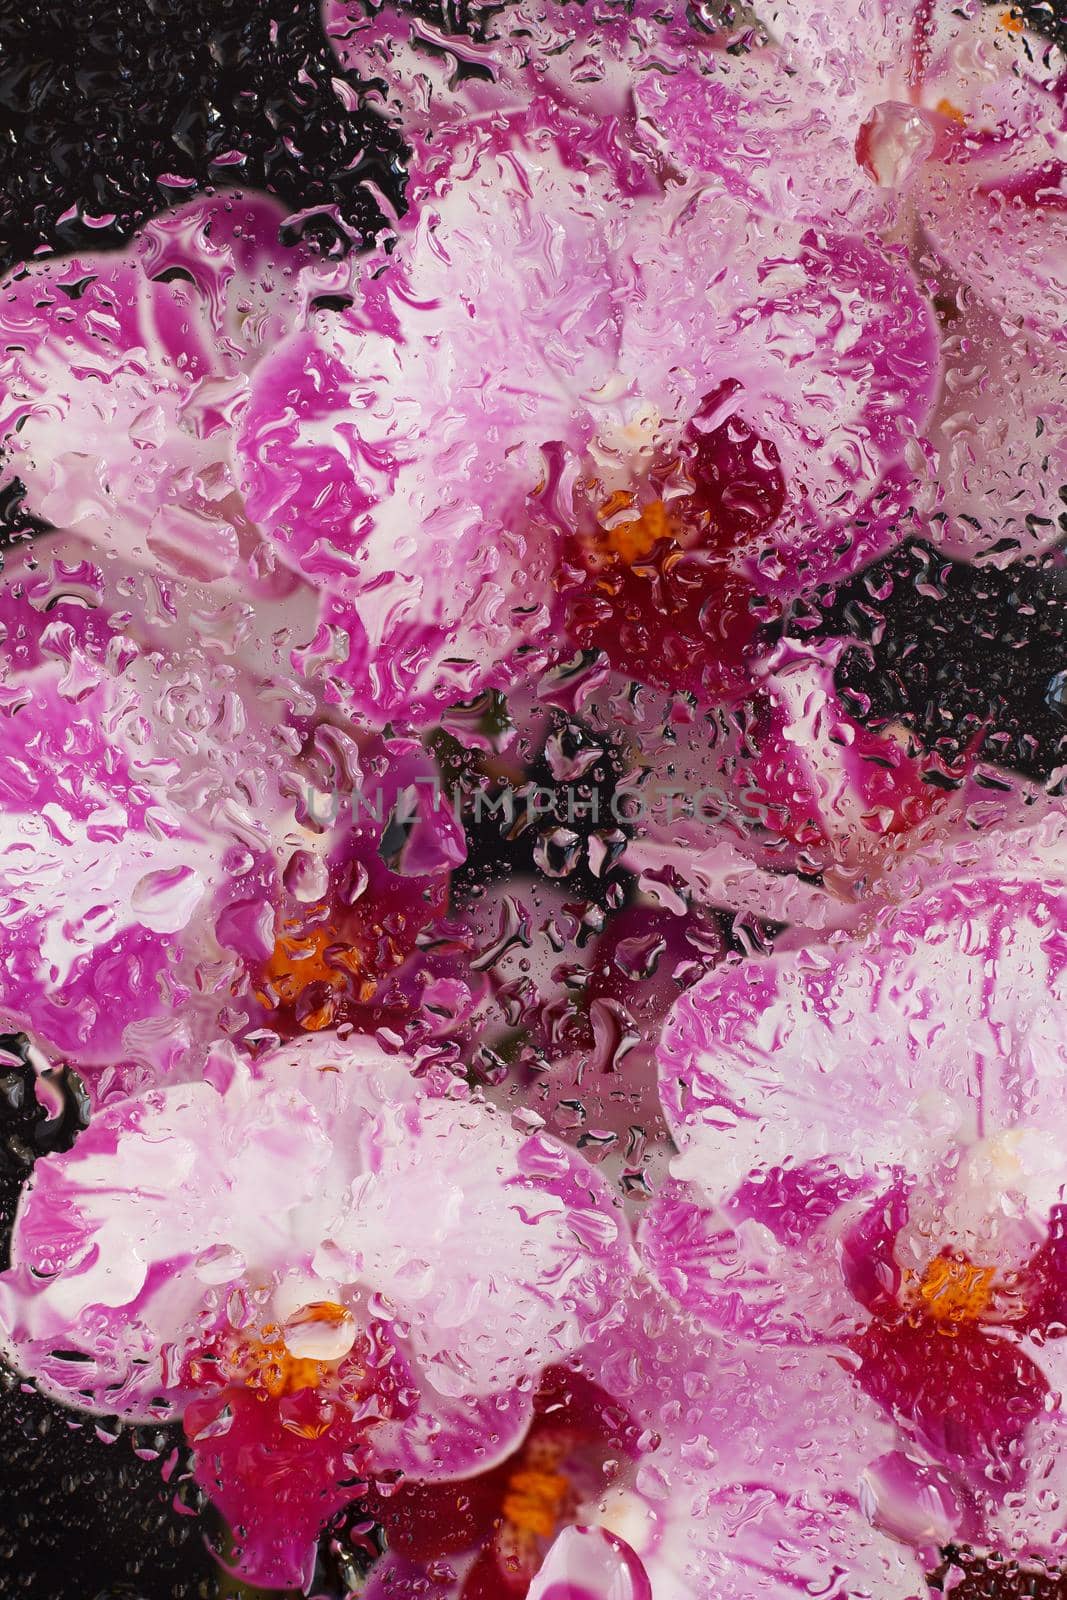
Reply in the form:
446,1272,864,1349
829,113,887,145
0,2,1065,1596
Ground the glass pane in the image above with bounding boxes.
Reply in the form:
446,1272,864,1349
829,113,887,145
0,2,1064,1595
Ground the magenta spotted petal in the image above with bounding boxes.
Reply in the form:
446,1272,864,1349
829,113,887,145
636,0,1067,343
323,0,689,199
633,1,905,231
620,187,940,555
656,865,1067,1188
0,194,330,585
0,589,245,1075
236,112,626,718
562,1292,934,1598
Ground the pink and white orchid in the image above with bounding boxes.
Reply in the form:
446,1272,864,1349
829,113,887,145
0,8,948,723
336,0,1065,572
360,1288,932,1600
638,0,1065,335
0,1033,633,1587
641,805,1067,1568
0,3,1062,1592
0,577,276,1080
236,107,938,719
635,0,1066,561
0,567,465,1082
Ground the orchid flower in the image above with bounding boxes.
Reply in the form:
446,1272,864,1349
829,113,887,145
0,13,943,724
358,1286,932,1599
0,1033,634,1587
622,633,1018,938
0,574,463,1082
337,0,1065,571
236,106,938,720
638,0,1065,333
636,0,1067,560
640,807,1067,1567
0,578,270,1081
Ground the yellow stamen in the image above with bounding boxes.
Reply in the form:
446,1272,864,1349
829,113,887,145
264,927,345,997
259,925,367,1027
598,495,675,564
501,1467,571,1539
242,1333,323,1399
290,1299,350,1328
998,8,1025,33
935,97,966,125
917,1255,995,1328
299,996,337,1032
191,1306,359,1418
